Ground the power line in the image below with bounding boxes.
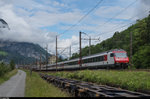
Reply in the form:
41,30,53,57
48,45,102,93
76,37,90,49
95,0,138,30
96,8,150,37
58,0,104,36
103,8,150,34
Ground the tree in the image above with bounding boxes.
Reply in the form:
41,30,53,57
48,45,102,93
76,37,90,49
146,14,150,44
133,46,150,69
10,60,15,70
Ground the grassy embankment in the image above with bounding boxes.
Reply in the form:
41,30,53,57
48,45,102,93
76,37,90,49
46,70,150,94
0,69,18,85
24,70,71,97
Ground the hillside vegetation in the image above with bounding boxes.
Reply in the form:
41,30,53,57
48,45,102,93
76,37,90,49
70,15,150,69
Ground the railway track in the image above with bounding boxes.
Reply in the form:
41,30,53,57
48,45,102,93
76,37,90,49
39,73,150,97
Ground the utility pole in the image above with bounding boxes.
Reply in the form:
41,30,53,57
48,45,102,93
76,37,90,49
82,35,100,55
70,45,71,58
40,53,41,71
56,36,58,71
89,36,91,55
45,44,48,71
36,58,37,70
130,32,133,69
79,31,82,69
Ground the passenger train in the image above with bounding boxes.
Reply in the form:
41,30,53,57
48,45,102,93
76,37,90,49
39,49,129,71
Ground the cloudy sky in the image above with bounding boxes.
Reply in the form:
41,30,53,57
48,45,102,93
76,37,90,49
0,0,150,57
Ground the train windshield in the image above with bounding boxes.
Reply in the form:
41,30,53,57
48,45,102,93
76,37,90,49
115,53,127,58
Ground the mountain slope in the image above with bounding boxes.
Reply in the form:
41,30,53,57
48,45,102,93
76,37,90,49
0,40,51,64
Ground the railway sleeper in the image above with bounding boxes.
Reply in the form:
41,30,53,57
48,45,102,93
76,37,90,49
39,73,150,97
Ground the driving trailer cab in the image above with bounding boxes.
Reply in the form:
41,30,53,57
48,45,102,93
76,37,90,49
108,49,129,69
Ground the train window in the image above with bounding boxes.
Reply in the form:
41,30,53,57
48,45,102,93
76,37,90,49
96,57,99,62
88,58,90,62
90,58,92,62
92,58,95,62
96,57,98,62
98,56,101,61
88,58,91,62
99,56,102,61
110,53,114,57
83,59,85,63
98,56,100,61
101,56,104,61
84,59,87,63
91,58,93,62
86,59,88,63
93,58,95,62
75,61,77,64
95,57,98,62
97,56,100,61
85,59,87,63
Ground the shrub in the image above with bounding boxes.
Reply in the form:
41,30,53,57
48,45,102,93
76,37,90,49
0,62,11,77
10,60,15,70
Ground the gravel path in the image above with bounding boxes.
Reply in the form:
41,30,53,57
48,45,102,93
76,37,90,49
0,70,26,97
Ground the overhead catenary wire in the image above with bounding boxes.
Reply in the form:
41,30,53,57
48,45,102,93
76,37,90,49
96,8,150,37
58,0,104,36
95,0,138,30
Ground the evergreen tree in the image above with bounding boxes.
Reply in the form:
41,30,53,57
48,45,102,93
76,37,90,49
10,60,15,70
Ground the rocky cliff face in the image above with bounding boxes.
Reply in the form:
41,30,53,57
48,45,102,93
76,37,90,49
0,40,51,64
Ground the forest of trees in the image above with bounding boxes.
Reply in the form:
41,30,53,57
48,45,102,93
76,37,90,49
70,14,150,69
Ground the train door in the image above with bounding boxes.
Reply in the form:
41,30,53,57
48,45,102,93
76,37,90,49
108,52,115,64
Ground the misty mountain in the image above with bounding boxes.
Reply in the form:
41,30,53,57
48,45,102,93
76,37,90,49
0,40,51,64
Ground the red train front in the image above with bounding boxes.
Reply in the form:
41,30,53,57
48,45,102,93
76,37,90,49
108,49,129,69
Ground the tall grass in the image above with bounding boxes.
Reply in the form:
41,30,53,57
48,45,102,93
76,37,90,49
46,70,150,94
24,70,71,97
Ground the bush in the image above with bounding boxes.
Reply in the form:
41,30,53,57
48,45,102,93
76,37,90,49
0,60,15,77
0,62,11,77
10,60,15,70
